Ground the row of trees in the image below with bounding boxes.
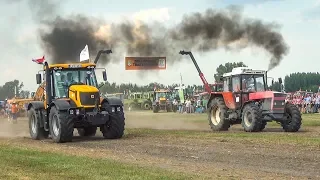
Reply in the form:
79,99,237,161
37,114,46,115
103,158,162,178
0,80,30,100
0,63,319,100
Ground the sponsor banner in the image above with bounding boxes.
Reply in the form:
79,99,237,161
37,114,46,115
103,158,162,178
125,57,166,70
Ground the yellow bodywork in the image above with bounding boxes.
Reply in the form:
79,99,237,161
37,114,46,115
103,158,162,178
69,85,100,108
34,62,104,109
47,63,96,69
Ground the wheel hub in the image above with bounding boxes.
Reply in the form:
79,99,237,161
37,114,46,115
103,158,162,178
52,115,60,136
211,107,221,125
244,111,253,127
31,114,37,134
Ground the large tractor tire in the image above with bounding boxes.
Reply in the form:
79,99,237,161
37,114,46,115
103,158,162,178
100,102,125,139
281,103,302,132
153,105,159,113
28,107,49,140
241,103,263,132
142,101,152,110
208,97,230,131
166,104,173,112
49,106,74,143
77,127,97,137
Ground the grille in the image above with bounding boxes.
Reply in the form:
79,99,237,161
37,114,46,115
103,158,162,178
159,100,166,104
273,100,285,109
80,92,100,106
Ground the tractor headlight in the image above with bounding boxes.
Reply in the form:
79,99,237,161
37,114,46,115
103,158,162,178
117,107,121,111
76,109,80,115
69,109,74,114
111,107,115,112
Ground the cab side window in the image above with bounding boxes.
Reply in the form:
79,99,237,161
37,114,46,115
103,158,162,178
232,76,241,92
223,78,230,92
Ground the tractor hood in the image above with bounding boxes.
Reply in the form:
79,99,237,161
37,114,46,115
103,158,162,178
69,85,99,92
249,91,287,112
248,91,286,100
68,85,100,107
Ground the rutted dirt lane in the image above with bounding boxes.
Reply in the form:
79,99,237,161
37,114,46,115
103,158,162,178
0,111,319,179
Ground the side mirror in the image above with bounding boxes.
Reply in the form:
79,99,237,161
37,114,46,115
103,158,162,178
31,92,35,98
102,71,107,81
271,80,274,85
36,74,42,84
278,78,283,84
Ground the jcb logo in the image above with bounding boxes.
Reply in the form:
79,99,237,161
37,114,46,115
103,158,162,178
91,95,95,98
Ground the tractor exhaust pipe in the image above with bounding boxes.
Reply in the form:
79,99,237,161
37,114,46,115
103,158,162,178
94,49,112,64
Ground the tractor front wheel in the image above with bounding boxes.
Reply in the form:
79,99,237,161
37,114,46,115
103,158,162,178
100,103,125,139
281,103,302,132
49,106,74,143
208,97,230,131
241,103,263,132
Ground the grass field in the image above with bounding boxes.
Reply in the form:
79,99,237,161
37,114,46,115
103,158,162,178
0,144,200,180
0,111,319,179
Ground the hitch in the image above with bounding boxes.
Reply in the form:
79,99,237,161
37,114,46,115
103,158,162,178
94,49,112,64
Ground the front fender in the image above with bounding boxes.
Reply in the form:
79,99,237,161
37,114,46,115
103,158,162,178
50,99,71,111
101,97,123,106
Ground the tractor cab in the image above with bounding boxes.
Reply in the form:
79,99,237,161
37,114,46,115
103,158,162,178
222,67,267,93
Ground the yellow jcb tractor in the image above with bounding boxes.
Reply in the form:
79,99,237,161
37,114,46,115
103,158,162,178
27,50,125,143
152,89,173,113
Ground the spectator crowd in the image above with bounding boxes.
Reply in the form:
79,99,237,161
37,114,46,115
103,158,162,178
286,92,320,113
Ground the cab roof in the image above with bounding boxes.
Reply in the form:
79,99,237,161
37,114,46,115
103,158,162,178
46,62,96,69
223,67,266,77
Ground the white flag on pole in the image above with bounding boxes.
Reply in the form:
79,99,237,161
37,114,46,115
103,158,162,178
80,44,90,62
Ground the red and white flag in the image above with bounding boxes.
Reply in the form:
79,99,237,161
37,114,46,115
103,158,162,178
32,55,45,64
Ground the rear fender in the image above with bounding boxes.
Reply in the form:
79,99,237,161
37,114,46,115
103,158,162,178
207,92,236,109
27,101,45,110
27,101,45,128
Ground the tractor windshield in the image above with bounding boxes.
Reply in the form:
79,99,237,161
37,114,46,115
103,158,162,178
242,74,265,92
156,92,168,100
53,68,98,98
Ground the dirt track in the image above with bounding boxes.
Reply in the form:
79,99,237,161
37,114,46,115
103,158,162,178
0,111,320,179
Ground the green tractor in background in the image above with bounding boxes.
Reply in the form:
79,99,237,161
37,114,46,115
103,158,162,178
124,92,153,111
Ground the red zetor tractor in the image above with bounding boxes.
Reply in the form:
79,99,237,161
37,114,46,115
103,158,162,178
179,50,302,132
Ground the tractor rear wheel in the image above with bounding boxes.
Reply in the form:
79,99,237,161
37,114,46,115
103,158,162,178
100,103,125,139
241,103,263,132
49,106,74,143
208,97,230,131
77,127,97,136
281,103,302,132
28,107,49,140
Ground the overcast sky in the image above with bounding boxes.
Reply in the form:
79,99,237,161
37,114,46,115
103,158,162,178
1,0,320,92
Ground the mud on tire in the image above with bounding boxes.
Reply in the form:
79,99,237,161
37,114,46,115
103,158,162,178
208,97,230,131
241,103,263,132
28,107,49,140
100,103,125,139
49,106,74,143
281,103,302,132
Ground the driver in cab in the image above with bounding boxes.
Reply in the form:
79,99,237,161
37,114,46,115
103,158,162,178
65,72,76,87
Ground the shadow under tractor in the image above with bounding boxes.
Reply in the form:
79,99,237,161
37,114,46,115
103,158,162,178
179,50,302,132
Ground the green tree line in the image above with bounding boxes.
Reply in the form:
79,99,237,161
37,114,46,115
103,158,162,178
1,64,320,100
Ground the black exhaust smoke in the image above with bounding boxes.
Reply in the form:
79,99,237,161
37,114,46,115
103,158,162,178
5,1,289,70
